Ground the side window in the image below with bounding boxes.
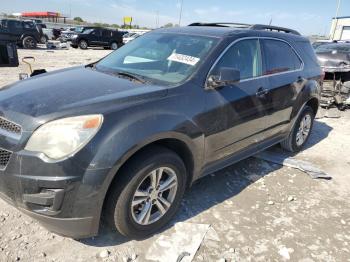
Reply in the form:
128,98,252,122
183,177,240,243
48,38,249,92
9,21,23,29
1,20,7,28
214,39,262,80
102,30,111,37
262,39,302,75
92,29,101,36
23,22,35,29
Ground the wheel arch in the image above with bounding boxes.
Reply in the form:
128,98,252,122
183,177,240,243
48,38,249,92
98,136,196,222
290,79,320,125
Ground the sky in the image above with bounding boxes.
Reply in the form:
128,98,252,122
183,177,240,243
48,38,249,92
1,0,349,35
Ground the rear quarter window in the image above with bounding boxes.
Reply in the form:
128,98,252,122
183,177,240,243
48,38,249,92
262,39,302,75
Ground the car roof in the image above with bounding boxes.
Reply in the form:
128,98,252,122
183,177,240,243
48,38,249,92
155,26,307,41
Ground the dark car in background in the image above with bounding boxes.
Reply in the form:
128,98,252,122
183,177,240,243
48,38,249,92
0,23,321,239
60,26,96,42
0,19,41,48
70,27,123,50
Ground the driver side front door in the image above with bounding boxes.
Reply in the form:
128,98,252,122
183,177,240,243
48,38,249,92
202,38,270,168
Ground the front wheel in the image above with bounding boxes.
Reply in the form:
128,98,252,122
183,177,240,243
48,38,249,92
104,146,187,239
281,106,315,152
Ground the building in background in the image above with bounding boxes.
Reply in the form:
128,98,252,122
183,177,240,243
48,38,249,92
330,16,350,40
13,12,69,23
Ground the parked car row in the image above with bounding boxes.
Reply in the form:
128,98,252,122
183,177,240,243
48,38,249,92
0,18,135,50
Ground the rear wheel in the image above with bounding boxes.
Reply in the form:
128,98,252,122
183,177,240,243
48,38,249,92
281,106,315,152
40,35,48,44
79,40,88,49
22,36,37,49
110,42,118,50
104,146,187,239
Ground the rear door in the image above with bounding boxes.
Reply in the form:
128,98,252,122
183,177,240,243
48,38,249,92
7,20,23,39
203,38,270,165
260,38,304,138
89,29,102,46
101,29,112,46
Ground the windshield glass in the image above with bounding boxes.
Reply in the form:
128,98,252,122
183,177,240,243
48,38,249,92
316,44,350,53
82,29,94,34
96,32,218,85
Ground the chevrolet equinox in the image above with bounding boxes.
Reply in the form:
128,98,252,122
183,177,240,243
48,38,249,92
0,23,322,239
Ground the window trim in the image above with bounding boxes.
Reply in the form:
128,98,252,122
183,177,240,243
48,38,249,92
206,36,304,86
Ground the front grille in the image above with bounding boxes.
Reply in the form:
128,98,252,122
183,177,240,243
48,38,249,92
0,117,22,134
0,149,12,169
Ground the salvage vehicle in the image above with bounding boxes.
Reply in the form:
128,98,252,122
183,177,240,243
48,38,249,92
61,26,95,42
0,19,41,49
0,23,321,239
70,27,124,50
316,43,350,109
123,32,141,44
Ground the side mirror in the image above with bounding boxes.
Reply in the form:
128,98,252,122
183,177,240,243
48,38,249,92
206,67,240,89
0,41,19,67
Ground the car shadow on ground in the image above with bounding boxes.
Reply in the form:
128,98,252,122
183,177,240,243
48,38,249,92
79,120,333,247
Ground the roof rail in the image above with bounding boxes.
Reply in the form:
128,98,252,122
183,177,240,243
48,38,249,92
188,22,252,29
188,22,301,36
250,24,301,35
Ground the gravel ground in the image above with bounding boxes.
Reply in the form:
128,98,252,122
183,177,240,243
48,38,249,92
0,47,349,262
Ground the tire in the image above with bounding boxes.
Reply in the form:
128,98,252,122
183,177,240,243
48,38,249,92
40,35,48,44
104,146,187,239
22,36,37,49
79,40,88,49
110,42,118,50
281,106,315,152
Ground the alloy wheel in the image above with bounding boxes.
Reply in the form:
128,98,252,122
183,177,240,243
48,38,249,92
296,114,312,146
131,167,178,225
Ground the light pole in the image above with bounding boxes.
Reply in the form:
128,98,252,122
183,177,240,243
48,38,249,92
178,0,184,26
332,0,341,39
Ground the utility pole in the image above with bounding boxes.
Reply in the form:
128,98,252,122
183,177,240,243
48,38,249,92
332,0,341,39
335,0,341,18
178,0,184,26
155,10,159,28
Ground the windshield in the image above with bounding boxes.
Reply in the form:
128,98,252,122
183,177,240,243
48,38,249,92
96,32,218,85
75,27,88,33
316,44,350,53
82,29,94,34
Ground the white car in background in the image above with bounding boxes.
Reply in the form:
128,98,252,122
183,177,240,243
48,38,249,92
123,32,141,44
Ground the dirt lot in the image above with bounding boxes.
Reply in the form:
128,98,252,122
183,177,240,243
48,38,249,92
0,47,349,262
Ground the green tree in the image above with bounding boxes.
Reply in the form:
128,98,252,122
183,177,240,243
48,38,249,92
163,23,174,28
73,17,84,23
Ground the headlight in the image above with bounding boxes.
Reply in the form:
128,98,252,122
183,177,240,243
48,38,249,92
25,115,103,160
71,34,78,39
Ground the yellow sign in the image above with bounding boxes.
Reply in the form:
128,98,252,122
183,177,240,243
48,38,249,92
123,17,133,25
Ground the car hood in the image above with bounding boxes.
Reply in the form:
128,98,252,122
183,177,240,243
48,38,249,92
0,66,167,130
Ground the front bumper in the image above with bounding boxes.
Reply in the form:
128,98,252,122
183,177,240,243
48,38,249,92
0,149,111,238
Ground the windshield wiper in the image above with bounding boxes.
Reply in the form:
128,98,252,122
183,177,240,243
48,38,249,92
115,71,147,84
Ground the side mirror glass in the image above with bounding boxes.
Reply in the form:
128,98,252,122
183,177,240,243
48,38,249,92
0,41,19,67
207,67,240,89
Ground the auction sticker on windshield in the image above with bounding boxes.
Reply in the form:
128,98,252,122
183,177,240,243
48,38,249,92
167,53,200,66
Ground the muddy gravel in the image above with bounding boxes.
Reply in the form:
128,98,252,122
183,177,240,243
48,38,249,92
0,47,349,262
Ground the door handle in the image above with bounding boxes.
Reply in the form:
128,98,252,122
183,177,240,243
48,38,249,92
256,87,269,97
